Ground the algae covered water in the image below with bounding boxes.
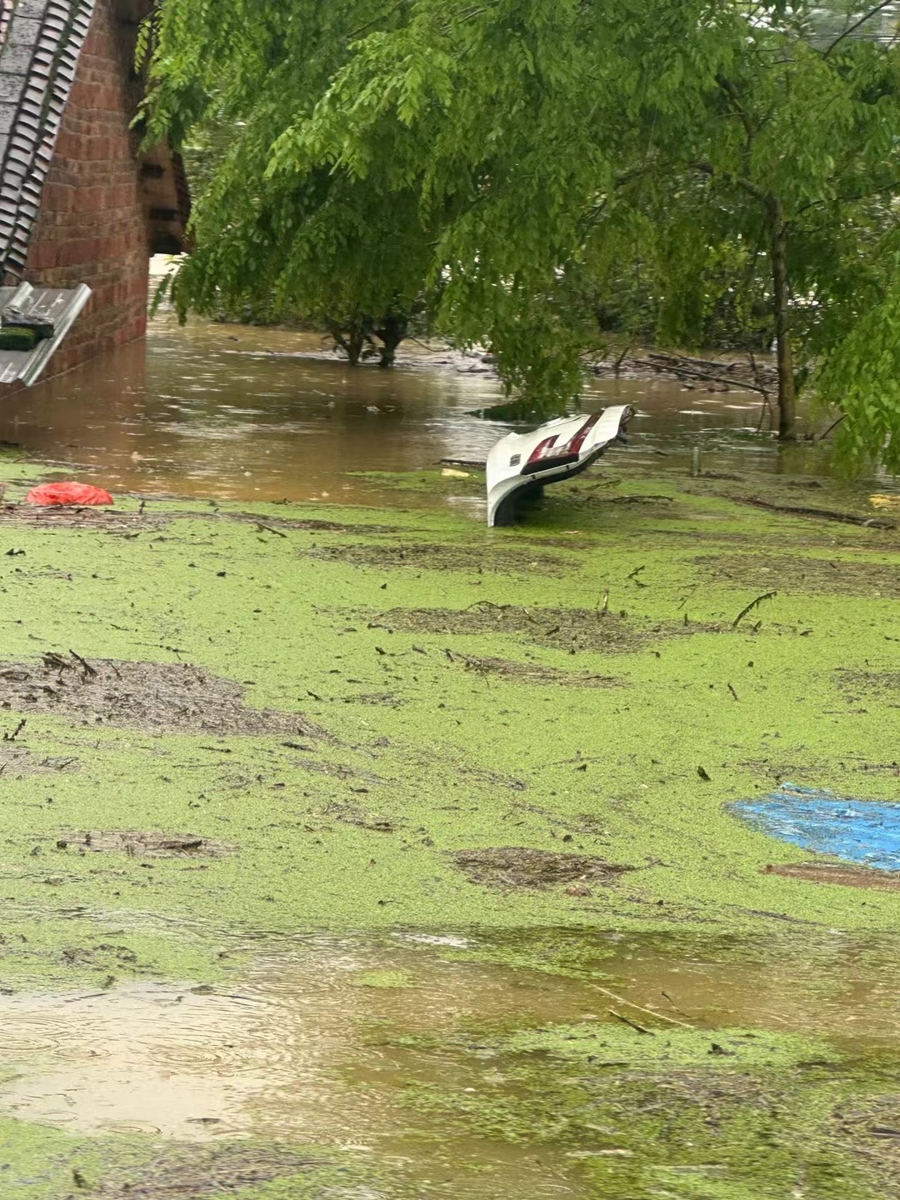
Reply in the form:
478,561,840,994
3,927,900,1198
2,318,900,1196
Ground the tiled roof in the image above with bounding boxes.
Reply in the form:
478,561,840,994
0,3,15,48
0,0,96,278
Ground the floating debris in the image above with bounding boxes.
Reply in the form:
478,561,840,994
732,785,900,871
450,847,632,891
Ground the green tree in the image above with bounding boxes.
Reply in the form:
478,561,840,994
145,1,900,451
644,5,900,438
141,0,432,365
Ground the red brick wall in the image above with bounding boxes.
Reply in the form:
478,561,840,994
21,0,149,377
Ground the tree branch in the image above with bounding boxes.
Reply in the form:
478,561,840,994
716,75,756,142
823,1,897,57
791,177,900,219
691,161,768,201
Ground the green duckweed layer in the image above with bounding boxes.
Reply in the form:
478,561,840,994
3,458,900,1197
0,1115,377,1200
0,463,898,983
390,1018,898,1199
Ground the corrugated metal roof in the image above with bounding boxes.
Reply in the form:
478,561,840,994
0,280,90,384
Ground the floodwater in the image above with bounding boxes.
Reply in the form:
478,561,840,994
0,937,606,1196
0,315,848,509
1,320,897,1192
2,930,900,1195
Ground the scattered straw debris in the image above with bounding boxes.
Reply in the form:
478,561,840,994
835,670,900,702
92,1144,325,1198
368,604,727,654
296,759,385,785
0,655,326,738
340,691,407,707
447,651,622,687
301,541,568,576
444,760,527,792
835,1096,900,1189
451,847,632,891
216,513,399,535
323,801,396,832
0,504,397,539
763,862,900,890
695,554,900,597
53,830,232,859
0,745,78,778
0,504,170,534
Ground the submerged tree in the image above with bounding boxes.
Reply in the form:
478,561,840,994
141,0,432,365
144,0,900,452
259,0,900,438
644,5,900,439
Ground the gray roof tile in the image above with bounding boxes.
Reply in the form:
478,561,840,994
0,42,39,74
6,17,44,47
13,1,54,19
0,282,92,384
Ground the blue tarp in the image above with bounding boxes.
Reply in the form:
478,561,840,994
731,785,900,871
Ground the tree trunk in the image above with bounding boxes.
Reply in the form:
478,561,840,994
375,313,408,368
767,197,796,441
346,328,365,367
328,321,366,366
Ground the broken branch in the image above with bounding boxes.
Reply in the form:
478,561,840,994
733,592,777,628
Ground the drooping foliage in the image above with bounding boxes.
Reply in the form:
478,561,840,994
143,1,900,455
141,1,432,363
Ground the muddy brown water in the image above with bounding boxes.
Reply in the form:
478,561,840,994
2,931,900,1195
0,936,609,1197
0,313,874,509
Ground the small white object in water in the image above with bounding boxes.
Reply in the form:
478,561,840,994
394,932,470,948
365,405,380,413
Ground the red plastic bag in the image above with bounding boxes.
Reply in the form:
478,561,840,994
25,482,113,507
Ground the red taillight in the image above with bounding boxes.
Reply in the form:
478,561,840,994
524,414,602,469
566,413,602,456
526,434,562,466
